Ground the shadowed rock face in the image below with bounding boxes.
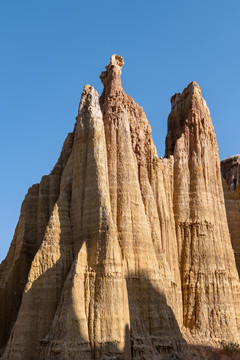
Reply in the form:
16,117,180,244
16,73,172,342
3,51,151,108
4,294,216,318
0,132,74,351
221,156,240,274
0,55,239,360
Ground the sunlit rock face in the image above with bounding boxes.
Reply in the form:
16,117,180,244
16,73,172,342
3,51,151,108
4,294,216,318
0,55,239,360
221,155,240,275
165,82,240,341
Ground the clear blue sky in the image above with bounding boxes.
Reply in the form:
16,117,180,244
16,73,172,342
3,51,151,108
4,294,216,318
0,0,239,262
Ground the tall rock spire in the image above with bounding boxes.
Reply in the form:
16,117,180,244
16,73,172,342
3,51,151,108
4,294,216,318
99,55,187,357
165,81,240,340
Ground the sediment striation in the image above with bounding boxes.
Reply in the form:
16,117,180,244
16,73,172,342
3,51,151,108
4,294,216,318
0,55,239,360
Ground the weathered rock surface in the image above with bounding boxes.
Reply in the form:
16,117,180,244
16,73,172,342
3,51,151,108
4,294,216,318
221,155,240,274
0,55,239,360
0,132,74,352
165,83,240,342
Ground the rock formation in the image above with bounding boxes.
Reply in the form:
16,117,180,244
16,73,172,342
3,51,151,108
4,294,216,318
165,83,240,342
0,55,239,360
221,155,240,274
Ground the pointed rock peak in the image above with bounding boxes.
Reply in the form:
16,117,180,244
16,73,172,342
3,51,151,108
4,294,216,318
78,84,100,116
165,81,212,157
170,81,204,110
100,54,124,97
186,81,202,98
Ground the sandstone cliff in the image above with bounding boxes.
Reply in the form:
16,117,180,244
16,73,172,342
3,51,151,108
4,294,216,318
221,155,240,275
0,55,239,360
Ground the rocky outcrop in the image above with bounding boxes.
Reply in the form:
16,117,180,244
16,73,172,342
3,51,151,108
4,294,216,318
0,55,239,360
221,155,240,274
